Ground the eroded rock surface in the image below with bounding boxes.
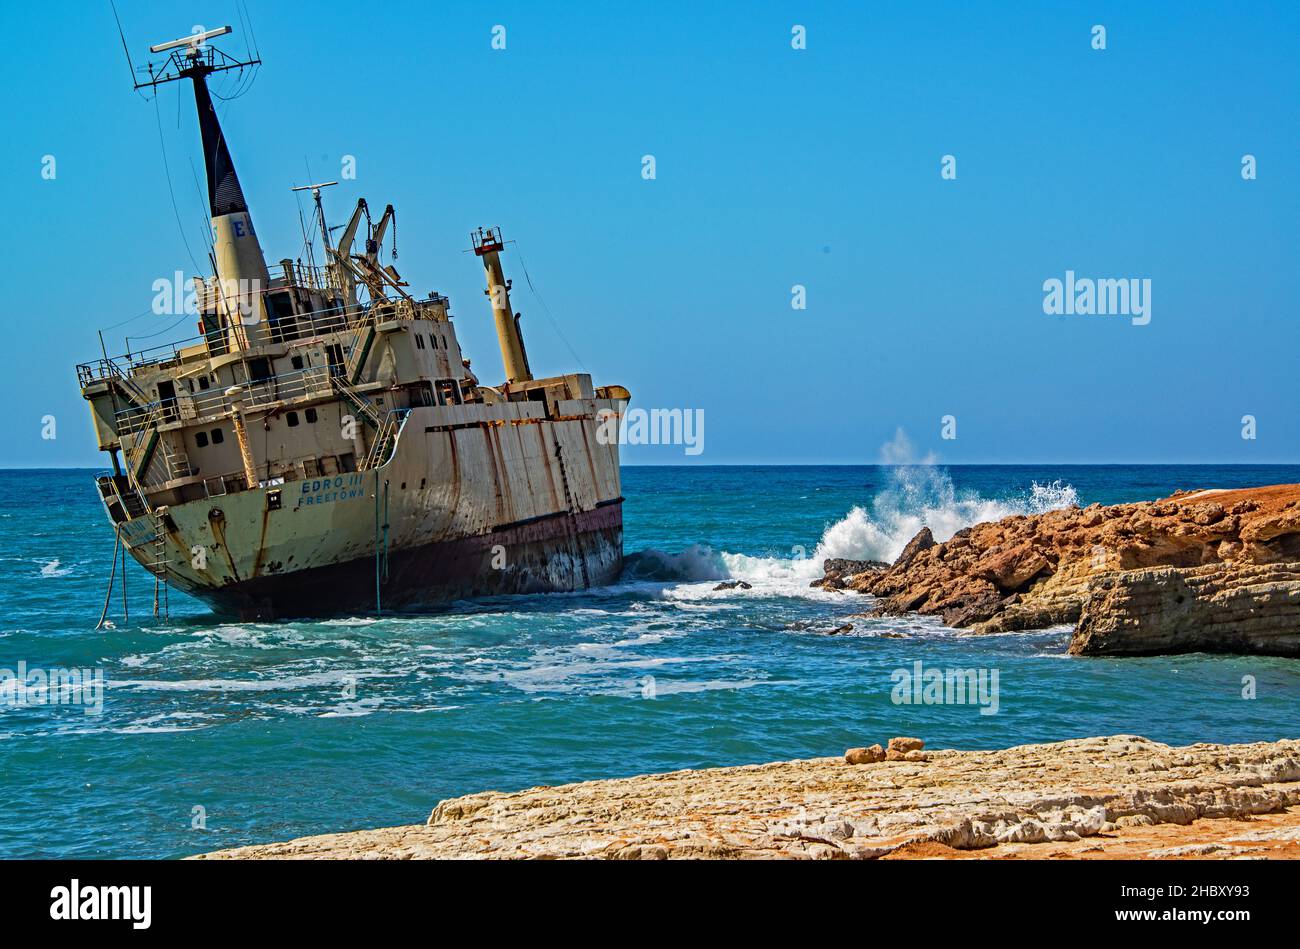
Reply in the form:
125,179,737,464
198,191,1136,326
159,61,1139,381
196,735,1300,860
844,484,1300,656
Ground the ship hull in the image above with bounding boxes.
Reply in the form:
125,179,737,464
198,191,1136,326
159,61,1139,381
106,396,628,620
188,500,623,620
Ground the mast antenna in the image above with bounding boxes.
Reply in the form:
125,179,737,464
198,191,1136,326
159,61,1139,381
133,25,261,91
291,181,340,254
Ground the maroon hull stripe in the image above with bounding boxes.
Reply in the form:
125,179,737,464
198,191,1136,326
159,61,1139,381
194,501,624,620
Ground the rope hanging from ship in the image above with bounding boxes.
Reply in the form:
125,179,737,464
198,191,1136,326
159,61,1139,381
95,524,124,631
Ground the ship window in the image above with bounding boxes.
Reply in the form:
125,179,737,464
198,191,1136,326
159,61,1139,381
436,380,462,406
291,355,304,370
198,376,210,391
247,357,272,382
210,428,225,445
305,408,318,423
195,431,209,448
326,343,344,376
410,383,434,407
286,411,300,427
429,334,438,349
267,291,295,322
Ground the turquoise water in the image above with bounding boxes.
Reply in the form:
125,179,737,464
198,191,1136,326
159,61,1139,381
2,465,1299,859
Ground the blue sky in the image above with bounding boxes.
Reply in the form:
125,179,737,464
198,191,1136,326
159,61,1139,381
2,0,1297,466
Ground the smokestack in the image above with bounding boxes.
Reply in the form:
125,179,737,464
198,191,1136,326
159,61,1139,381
191,73,270,348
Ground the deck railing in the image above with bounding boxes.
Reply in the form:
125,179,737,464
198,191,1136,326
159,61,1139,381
112,365,338,437
76,290,439,387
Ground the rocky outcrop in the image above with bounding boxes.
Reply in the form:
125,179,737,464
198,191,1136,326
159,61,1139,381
195,735,1300,860
1072,561,1300,656
841,484,1300,656
812,558,888,590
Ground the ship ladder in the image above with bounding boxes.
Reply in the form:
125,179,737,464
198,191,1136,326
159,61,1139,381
147,510,171,620
125,404,164,490
331,377,382,430
362,409,408,470
345,319,378,384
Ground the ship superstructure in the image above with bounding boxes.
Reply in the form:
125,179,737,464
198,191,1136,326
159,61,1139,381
77,29,628,619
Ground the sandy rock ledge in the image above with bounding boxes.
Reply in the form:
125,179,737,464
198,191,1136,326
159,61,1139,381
195,735,1300,860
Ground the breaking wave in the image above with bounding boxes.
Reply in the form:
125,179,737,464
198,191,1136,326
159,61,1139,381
622,545,728,582
625,466,1078,592
812,469,1078,566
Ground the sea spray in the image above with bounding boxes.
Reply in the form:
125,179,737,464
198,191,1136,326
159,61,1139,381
624,467,1080,593
813,471,1078,565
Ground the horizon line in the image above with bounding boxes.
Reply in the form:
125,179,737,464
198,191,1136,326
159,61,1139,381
7,461,1300,472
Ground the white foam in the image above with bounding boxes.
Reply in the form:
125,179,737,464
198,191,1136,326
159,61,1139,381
811,469,1077,565
38,559,72,578
636,465,1079,598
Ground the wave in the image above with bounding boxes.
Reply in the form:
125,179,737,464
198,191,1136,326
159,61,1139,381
38,559,73,578
813,470,1078,565
624,466,1078,593
622,545,728,582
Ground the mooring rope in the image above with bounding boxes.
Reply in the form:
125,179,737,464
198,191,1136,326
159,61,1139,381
95,523,123,631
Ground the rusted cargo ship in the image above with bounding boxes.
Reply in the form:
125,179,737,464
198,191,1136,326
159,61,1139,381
77,28,628,619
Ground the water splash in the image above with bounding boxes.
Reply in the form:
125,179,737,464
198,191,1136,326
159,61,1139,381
812,469,1077,565
622,545,728,582
628,463,1078,591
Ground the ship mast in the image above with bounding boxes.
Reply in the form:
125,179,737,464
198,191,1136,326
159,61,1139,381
136,27,268,352
472,227,533,385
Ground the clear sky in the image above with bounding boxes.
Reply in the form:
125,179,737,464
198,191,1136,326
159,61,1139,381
2,0,1297,466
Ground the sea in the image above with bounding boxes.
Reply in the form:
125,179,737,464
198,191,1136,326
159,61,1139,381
2,464,1298,859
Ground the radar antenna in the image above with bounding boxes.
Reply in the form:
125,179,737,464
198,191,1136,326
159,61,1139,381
291,181,340,253
134,25,261,91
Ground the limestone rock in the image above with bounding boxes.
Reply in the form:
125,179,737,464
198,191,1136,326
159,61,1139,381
1070,561,1300,657
888,737,925,754
972,542,1051,592
894,527,936,570
823,558,888,577
845,745,886,765
826,483,1300,657
196,735,1300,861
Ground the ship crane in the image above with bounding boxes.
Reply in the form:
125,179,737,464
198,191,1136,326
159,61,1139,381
321,199,410,305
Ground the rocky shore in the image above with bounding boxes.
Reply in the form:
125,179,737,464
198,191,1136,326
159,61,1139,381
817,484,1300,656
197,735,1300,859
